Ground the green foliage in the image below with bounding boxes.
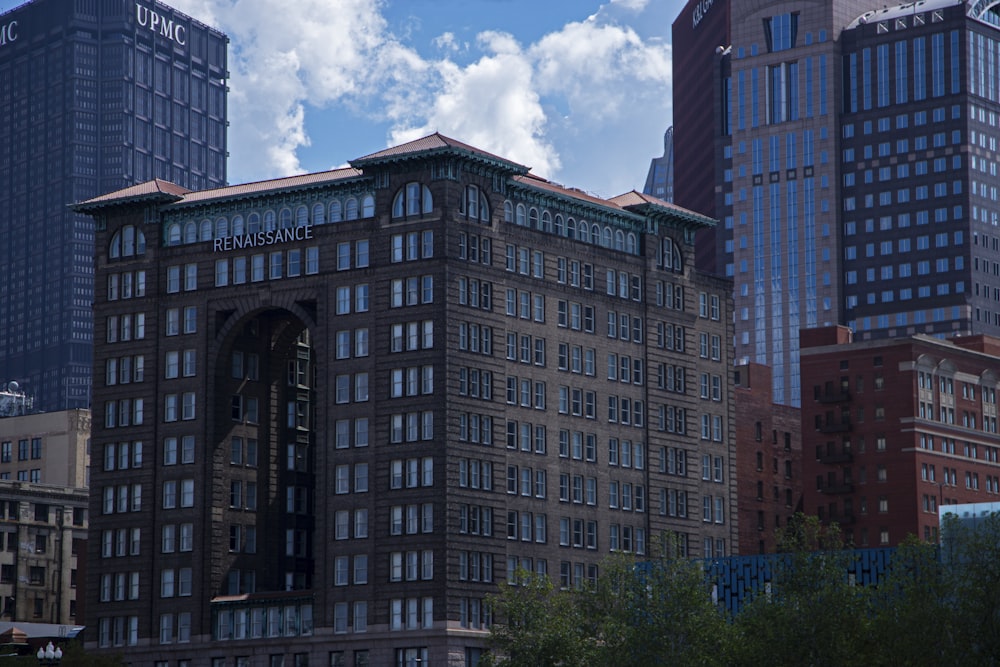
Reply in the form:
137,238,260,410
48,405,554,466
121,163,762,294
942,511,1000,666
868,535,956,667
483,517,1000,667
482,569,597,667
583,536,729,667
731,515,872,667
484,535,729,667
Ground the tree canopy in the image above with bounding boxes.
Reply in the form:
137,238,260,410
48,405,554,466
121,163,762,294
483,514,1000,667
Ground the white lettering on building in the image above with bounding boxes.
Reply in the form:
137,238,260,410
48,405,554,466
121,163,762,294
136,4,187,46
692,0,715,29
0,20,18,47
213,225,314,253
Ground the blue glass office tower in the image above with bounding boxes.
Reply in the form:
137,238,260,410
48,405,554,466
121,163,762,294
0,0,227,411
676,0,1000,406
717,0,869,406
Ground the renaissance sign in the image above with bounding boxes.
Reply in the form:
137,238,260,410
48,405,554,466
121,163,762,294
136,4,186,46
0,20,17,47
213,225,314,253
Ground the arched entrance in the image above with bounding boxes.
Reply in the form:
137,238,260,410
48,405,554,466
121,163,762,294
211,307,317,597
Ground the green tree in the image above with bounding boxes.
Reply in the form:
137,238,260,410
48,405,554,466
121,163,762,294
482,569,597,667
868,535,957,667
730,515,873,667
942,511,1000,666
584,535,730,667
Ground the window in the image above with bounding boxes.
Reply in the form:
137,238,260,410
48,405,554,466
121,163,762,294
461,185,490,222
392,182,434,217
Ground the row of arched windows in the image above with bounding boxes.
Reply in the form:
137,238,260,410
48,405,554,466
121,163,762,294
503,200,640,255
164,195,376,246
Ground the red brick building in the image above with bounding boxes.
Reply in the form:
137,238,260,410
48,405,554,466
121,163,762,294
801,326,1000,547
735,363,802,554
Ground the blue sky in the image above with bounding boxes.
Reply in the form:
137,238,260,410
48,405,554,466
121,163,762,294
2,0,689,198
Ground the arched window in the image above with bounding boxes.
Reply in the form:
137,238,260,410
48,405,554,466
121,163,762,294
591,224,601,245
462,186,490,223
296,205,309,227
110,225,138,258
232,215,245,237
541,210,552,232
515,203,526,226
279,208,293,229
247,212,261,234
504,200,514,224
215,217,229,239
392,183,432,218
199,219,212,241
167,223,182,246
626,232,637,254
312,203,326,225
567,218,576,240
554,214,565,236
477,192,490,223
579,220,590,243
528,207,539,230
264,211,276,231
602,226,613,247
662,237,682,271
615,230,625,250
329,200,342,223
183,221,197,244
362,195,375,218
345,197,359,220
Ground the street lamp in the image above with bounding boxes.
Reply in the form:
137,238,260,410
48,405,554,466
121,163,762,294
36,642,62,665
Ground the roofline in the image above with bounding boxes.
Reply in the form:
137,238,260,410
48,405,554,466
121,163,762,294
70,190,185,214
163,170,369,212
351,135,530,175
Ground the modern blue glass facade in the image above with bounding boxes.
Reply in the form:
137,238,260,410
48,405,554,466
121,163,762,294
681,0,1000,406
717,1,865,406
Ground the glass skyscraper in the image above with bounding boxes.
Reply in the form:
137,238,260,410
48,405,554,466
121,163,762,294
0,0,227,411
675,0,1000,406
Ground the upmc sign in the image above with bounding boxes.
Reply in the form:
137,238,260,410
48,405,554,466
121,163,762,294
0,20,17,47
136,3,187,46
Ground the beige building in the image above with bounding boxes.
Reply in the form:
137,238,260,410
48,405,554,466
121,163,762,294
0,409,90,488
0,410,90,626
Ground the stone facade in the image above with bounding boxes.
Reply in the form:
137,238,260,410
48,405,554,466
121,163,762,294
78,134,736,666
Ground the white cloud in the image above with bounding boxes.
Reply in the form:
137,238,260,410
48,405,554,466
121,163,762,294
169,0,397,177
389,31,559,178
531,20,670,122
166,0,673,197
432,31,460,53
609,0,650,10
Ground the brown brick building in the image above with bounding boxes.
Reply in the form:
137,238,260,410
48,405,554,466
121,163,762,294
734,363,802,554
802,325,1000,547
76,134,737,666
